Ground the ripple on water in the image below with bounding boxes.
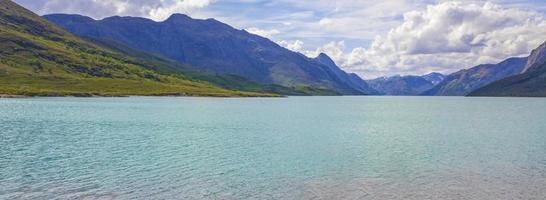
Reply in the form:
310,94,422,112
1,97,546,199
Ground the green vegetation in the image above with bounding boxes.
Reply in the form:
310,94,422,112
87,37,338,96
0,0,278,97
0,65,275,97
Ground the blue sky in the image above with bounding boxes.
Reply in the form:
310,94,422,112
15,0,546,78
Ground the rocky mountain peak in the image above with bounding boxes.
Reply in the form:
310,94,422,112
522,41,546,72
165,13,192,22
315,53,337,67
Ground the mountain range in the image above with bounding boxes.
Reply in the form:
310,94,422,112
367,73,445,95
0,0,368,97
2,0,545,97
367,41,546,97
425,41,546,96
469,42,546,97
0,0,276,97
44,13,376,95
423,57,528,96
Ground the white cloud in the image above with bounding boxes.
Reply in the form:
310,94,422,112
318,18,334,26
245,27,280,38
149,0,215,20
16,0,215,21
268,0,426,41
313,41,346,62
278,40,345,62
281,1,546,79
15,0,546,78
278,40,306,53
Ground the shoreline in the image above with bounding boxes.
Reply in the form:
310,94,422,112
0,93,284,98
0,94,30,98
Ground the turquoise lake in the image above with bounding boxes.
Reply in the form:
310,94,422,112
1,96,545,199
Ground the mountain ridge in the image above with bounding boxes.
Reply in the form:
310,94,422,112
85,37,338,96
313,53,378,95
522,41,546,73
469,41,546,97
44,13,374,95
0,0,274,97
421,72,446,85
423,57,528,96
367,73,444,96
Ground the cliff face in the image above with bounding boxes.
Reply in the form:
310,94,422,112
522,41,546,73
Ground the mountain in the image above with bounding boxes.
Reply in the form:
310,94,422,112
0,0,272,97
522,42,546,73
468,62,546,97
421,72,446,85
423,57,528,96
469,41,546,97
44,14,372,95
86,37,337,96
313,53,378,95
367,73,443,95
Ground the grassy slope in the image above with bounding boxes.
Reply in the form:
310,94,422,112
87,37,338,96
0,0,276,97
468,62,546,97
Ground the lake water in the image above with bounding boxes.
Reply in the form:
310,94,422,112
1,96,545,200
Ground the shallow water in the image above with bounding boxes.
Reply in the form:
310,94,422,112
1,96,545,199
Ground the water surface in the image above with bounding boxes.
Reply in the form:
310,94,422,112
1,96,545,199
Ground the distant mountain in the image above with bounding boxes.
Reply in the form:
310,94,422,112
0,0,272,97
367,73,443,95
423,57,528,96
313,53,378,95
44,14,373,95
469,41,546,97
421,72,446,85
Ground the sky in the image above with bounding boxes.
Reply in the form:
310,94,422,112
14,0,546,79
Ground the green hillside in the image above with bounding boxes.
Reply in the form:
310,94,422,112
86,37,337,96
0,0,276,97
